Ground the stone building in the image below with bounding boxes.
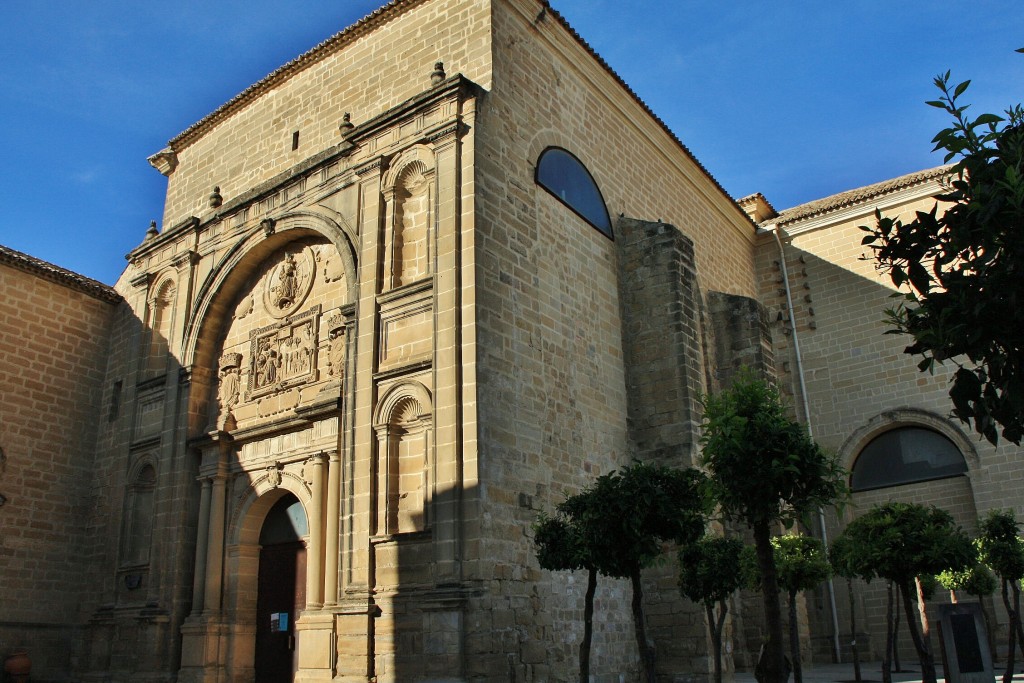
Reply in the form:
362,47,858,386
747,166,1018,663
0,0,1019,681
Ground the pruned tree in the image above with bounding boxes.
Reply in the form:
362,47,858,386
537,461,709,683
861,61,1024,446
836,503,973,683
700,371,846,683
745,535,832,683
678,534,746,683
534,507,596,683
976,510,1024,683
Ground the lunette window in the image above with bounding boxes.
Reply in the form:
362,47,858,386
850,426,968,492
535,147,613,238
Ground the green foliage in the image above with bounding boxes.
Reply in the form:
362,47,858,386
772,534,832,595
836,502,974,585
547,460,710,580
742,534,831,595
700,371,847,528
829,532,876,583
861,69,1024,445
977,509,1024,581
937,561,998,597
678,535,745,606
534,512,587,572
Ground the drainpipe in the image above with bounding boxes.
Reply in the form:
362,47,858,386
770,226,842,664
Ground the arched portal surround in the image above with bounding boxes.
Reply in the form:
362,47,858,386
182,210,357,435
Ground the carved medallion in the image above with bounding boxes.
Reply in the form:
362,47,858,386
263,246,315,319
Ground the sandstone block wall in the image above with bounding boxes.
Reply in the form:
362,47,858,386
0,254,117,681
759,183,1021,663
467,1,765,679
159,0,492,233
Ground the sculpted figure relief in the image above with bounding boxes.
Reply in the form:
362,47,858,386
328,329,345,378
254,340,280,389
264,247,315,319
217,352,242,415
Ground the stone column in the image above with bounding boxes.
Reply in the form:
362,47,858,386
203,440,230,614
190,476,212,614
305,452,326,609
348,156,385,590
324,450,341,605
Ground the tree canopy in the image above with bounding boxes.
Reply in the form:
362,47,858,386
700,372,844,683
861,64,1024,445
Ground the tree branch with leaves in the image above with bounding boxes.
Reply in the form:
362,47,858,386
861,56,1024,445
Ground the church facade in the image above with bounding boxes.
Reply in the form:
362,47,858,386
1,1,1018,681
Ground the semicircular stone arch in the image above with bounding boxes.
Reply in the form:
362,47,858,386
183,212,356,436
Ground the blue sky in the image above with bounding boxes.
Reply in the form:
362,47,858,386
1,1,1021,285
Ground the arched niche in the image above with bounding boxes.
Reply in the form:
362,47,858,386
144,274,178,374
381,146,436,291
120,457,158,568
373,381,433,535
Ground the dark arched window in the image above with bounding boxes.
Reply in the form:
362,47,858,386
535,147,613,238
850,427,968,492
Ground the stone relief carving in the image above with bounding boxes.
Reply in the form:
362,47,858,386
266,463,282,489
248,305,320,399
317,247,345,284
234,295,253,320
327,313,345,379
263,246,315,319
217,352,242,414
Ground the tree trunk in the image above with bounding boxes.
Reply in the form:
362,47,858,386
707,600,726,683
882,581,894,683
900,580,937,683
630,570,656,683
579,568,596,683
846,578,861,683
915,576,933,657
1013,581,1024,666
788,590,803,683
1001,578,1017,683
753,520,788,683
892,596,902,672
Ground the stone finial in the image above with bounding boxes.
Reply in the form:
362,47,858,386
145,221,159,240
430,61,446,86
209,186,223,209
339,112,355,137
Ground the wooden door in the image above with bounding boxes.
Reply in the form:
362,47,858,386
255,540,306,683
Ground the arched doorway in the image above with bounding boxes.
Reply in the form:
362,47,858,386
255,493,308,683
